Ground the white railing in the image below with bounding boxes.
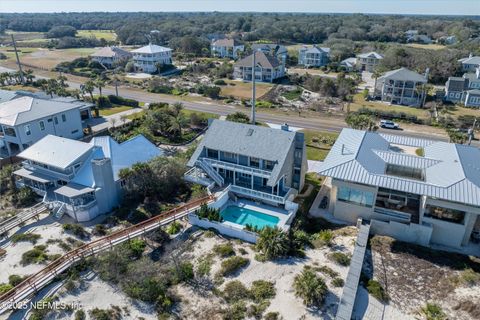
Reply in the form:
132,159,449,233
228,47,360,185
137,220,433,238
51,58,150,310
0,203,47,235
230,185,286,204
184,166,214,186
203,158,272,178
196,160,224,186
22,162,74,181
373,207,411,222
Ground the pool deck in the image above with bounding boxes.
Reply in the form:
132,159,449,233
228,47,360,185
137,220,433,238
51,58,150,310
222,199,292,230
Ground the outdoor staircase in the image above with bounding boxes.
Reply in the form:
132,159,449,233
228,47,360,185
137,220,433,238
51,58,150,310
53,203,66,220
196,159,224,187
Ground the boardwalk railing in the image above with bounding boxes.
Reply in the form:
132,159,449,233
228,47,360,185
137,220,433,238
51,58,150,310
0,195,215,313
0,203,47,236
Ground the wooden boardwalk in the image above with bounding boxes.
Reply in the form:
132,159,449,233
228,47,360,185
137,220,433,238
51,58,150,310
0,195,215,314
0,203,47,236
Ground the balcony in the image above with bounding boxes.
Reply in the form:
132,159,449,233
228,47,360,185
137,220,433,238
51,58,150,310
373,207,411,223
203,158,272,178
230,185,296,204
22,161,75,181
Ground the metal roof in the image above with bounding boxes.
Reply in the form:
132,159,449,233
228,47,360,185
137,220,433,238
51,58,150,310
188,120,296,186
0,96,82,126
357,51,383,59
18,135,94,169
131,44,172,54
90,46,132,58
318,128,480,207
459,56,480,65
55,183,94,198
0,89,19,104
299,45,330,54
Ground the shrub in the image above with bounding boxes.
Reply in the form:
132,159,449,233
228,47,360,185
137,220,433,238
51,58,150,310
196,204,223,222
316,265,339,278
226,112,250,124
11,233,41,244
213,243,235,258
264,312,280,320
8,274,26,286
250,280,276,302
166,221,182,235
92,224,108,236
328,252,351,266
223,280,251,302
459,268,480,286
218,256,249,277
238,248,248,255
172,261,195,283
293,267,328,308
108,95,139,107
196,255,213,277
331,278,344,287
21,245,49,265
0,283,13,294
74,310,86,320
96,96,112,108
225,301,247,320
214,79,227,85
62,224,90,240
420,303,446,320
367,279,389,302
312,230,335,247
246,301,270,319
125,239,146,259
204,230,216,238
15,186,36,207
256,226,289,260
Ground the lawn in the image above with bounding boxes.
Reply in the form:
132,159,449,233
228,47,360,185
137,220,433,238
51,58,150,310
405,43,447,50
98,105,133,116
18,48,96,69
220,79,274,100
441,105,480,119
301,129,338,161
349,93,430,119
288,68,341,78
77,30,117,41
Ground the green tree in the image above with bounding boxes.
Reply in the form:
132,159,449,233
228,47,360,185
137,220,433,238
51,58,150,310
80,79,95,101
256,226,289,260
293,268,328,308
345,113,378,131
226,112,250,124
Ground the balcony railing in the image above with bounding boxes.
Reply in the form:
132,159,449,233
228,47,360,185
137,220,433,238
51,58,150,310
203,158,272,178
230,185,291,204
22,162,74,181
373,207,411,223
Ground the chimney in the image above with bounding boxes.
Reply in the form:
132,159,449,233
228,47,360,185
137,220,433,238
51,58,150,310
476,67,480,80
469,53,473,59
281,123,290,131
424,68,430,79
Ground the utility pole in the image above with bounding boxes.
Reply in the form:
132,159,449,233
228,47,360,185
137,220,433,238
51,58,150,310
11,34,25,85
251,51,256,125
468,118,477,145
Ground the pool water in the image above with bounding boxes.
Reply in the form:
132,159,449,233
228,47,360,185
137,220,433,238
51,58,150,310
221,205,279,229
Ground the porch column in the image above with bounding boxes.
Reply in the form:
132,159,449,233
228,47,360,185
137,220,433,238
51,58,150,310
462,213,478,246
277,181,280,196
400,81,406,104
251,174,253,189
233,171,236,186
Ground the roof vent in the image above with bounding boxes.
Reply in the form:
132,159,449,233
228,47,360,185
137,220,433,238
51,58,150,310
341,144,354,155
281,123,290,131
247,128,254,136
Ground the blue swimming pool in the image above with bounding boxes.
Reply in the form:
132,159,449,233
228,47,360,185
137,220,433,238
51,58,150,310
221,205,279,229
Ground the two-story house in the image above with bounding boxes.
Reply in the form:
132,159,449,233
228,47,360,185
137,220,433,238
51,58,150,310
298,45,330,67
251,43,288,66
0,96,89,157
459,54,480,73
131,44,173,73
184,120,307,205
233,51,285,83
445,67,480,107
317,128,480,249
374,67,428,107
356,52,383,72
14,134,162,221
90,46,132,68
211,39,244,59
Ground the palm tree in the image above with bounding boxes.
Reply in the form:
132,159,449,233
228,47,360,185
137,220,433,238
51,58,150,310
70,89,81,100
94,77,106,97
167,103,187,138
43,79,58,98
293,268,328,308
56,75,69,96
256,226,289,260
80,80,95,102
372,69,382,98
24,69,34,84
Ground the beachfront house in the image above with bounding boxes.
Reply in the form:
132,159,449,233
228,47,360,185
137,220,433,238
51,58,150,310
374,67,428,107
298,45,330,67
356,52,383,72
317,128,480,249
211,39,244,59
251,43,288,66
445,67,480,107
131,44,173,73
14,134,162,221
233,51,285,83
0,96,92,157
459,54,480,72
90,46,132,68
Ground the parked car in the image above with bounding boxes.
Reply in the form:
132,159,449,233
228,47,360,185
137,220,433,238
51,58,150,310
380,119,400,129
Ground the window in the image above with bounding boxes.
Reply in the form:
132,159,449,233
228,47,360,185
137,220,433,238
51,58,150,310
24,125,31,136
337,186,374,207
206,148,219,159
39,121,45,131
424,205,465,224
264,160,275,170
47,118,52,122
54,116,58,124
250,157,260,168
385,164,424,181
71,129,79,134
61,114,66,122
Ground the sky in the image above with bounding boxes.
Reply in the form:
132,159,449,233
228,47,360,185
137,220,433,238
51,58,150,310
0,0,479,16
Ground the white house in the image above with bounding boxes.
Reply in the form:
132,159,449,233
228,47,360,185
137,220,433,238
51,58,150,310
318,128,480,249
251,43,288,66
0,96,92,157
356,52,383,72
211,39,244,59
90,46,132,68
298,45,330,67
15,134,162,221
445,67,480,107
233,51,285,83
374,67,428,107
131,44,173,73
459,54,480,73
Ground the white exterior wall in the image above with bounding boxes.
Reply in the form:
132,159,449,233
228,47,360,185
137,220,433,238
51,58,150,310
370,219,433,246
189,214,258,243
330,179,377,223
133,51,172,73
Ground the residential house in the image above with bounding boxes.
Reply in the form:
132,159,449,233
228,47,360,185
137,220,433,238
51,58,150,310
0,89,20,104
340,57,357,72
185,120,307,205
407,34,433,44
90,46,132,68
211,39,244,59
14,134,162,221
404,30,419,39
233,51,285,83
459,54,480,72
356,52,383,72
0,96,91,157
298,45,330,67
131,44,173,73
317,128,480,249
445,67,480,107
251,43,288,66
374,67,428,107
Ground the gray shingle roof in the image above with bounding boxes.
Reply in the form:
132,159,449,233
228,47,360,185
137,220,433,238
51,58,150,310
379,68,427,83
188,120,296,186
212,38,242,47
300,45,330,54
234,51,281,69
357,51,383,59
318,128,480,207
